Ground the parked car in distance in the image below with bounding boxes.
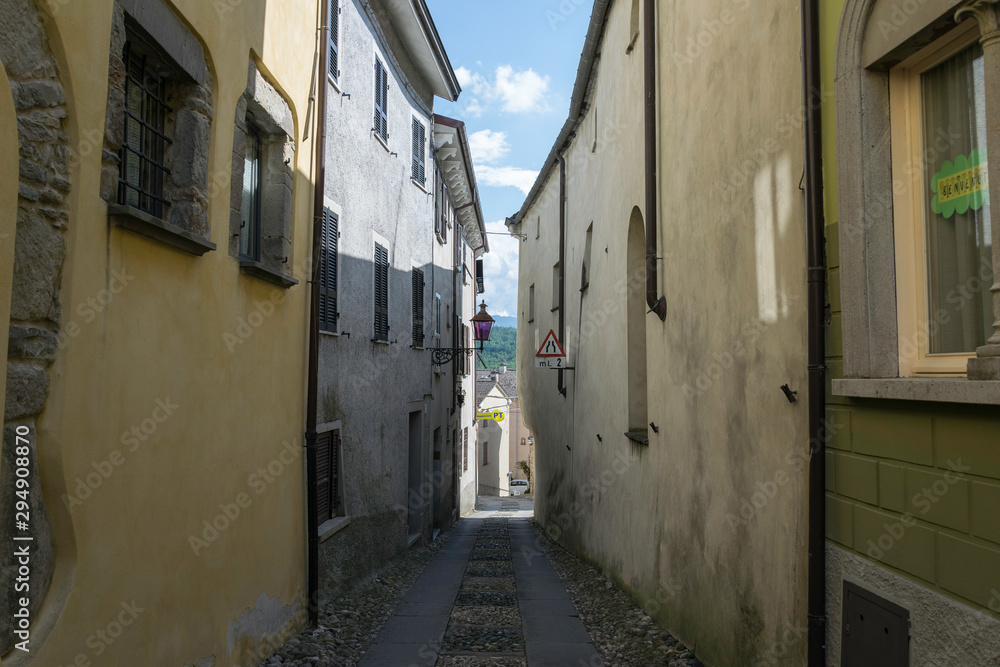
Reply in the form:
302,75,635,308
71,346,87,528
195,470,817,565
510,479,530,495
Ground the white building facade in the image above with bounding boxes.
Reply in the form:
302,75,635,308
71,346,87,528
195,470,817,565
313,0,467,594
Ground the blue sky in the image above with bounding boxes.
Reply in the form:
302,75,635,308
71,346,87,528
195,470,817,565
426,0,593,317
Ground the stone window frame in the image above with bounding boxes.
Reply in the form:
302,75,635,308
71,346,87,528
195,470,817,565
102,0,217,257
228,60,298,289
833,0,1000,405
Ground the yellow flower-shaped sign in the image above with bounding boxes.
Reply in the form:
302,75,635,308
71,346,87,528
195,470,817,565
931,150,989,218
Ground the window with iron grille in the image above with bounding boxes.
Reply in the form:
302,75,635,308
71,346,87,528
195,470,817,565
329,0,340,83
373,57,388,141
239,125,262,260
320,208,339,332
374,242,389,341
463,427,469,472
412,269,425,347
118,41,172,219
316,429,343,526
411,116,426,184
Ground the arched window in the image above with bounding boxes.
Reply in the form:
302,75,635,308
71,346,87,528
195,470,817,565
627,207,648,438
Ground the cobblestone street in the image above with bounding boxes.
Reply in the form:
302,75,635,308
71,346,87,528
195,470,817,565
264,498,701,667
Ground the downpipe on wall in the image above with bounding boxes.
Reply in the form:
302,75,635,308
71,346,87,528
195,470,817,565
558,154,567,397
644,0,666,321
800,0,828,663
304,0,330,629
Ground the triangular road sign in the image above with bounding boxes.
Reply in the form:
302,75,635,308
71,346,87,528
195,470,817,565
535,329,566,358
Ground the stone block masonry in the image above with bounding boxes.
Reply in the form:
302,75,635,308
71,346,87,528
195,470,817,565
0,0,71,653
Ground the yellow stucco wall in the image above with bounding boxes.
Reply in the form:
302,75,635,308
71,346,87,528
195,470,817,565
3,0,318,664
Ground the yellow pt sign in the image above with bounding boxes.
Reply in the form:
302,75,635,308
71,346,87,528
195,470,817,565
477,410,505,423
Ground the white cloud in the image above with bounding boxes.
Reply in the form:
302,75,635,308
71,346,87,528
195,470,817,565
495,66,550,114
475,166,539,195
468,130,510,164
464,98,485,118
480,220,520,319
456,65,551,116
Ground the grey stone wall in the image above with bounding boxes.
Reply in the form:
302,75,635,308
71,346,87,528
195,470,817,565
228,61,296,272
0,0,69,654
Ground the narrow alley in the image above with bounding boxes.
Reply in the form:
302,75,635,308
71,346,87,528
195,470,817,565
264,497,702,667
5,0,1000,665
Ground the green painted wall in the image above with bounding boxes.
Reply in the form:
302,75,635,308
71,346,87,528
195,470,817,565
820,0,1000,620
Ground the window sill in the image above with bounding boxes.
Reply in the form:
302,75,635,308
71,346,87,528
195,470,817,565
373,131,390,152
318,516,350,543
109,204,216,256
832,378,1000,406
371,338,390,345
625,430,649,446
411,178,428,193
328,73,341,94
239,259,299,288
320,329,339,337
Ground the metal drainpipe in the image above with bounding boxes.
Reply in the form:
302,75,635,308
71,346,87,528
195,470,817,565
557,154,567,396
304,0,329,629
644,0,666,320
801,0,828,663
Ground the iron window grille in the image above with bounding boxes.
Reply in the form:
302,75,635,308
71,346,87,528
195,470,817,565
118,41,172,219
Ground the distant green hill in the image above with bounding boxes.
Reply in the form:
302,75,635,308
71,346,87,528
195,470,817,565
478,326,516,370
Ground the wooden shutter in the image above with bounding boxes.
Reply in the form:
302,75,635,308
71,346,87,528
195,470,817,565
374,243,389,341
316,429,341,527
411,117,425,184
316,430,332,525
374,58,388,140
319,208,338,332
412,269,425,347
329,0,340,81
463,427,468,472
330,430,341,515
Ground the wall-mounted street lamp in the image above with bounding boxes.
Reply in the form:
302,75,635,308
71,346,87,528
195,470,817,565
431,301,495,365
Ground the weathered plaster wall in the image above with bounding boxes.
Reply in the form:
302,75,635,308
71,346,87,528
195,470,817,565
508,398,533,486
826,544,1000,665
1,0,316,663
517,0,810,664
478,385,510,496
457,239,479,516
316,0,441,596
820,0,1000,660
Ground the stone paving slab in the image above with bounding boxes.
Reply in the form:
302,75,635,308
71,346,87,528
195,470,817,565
361,496,601,667
525,641,605,666
379,614,450,643
436,657,527,667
